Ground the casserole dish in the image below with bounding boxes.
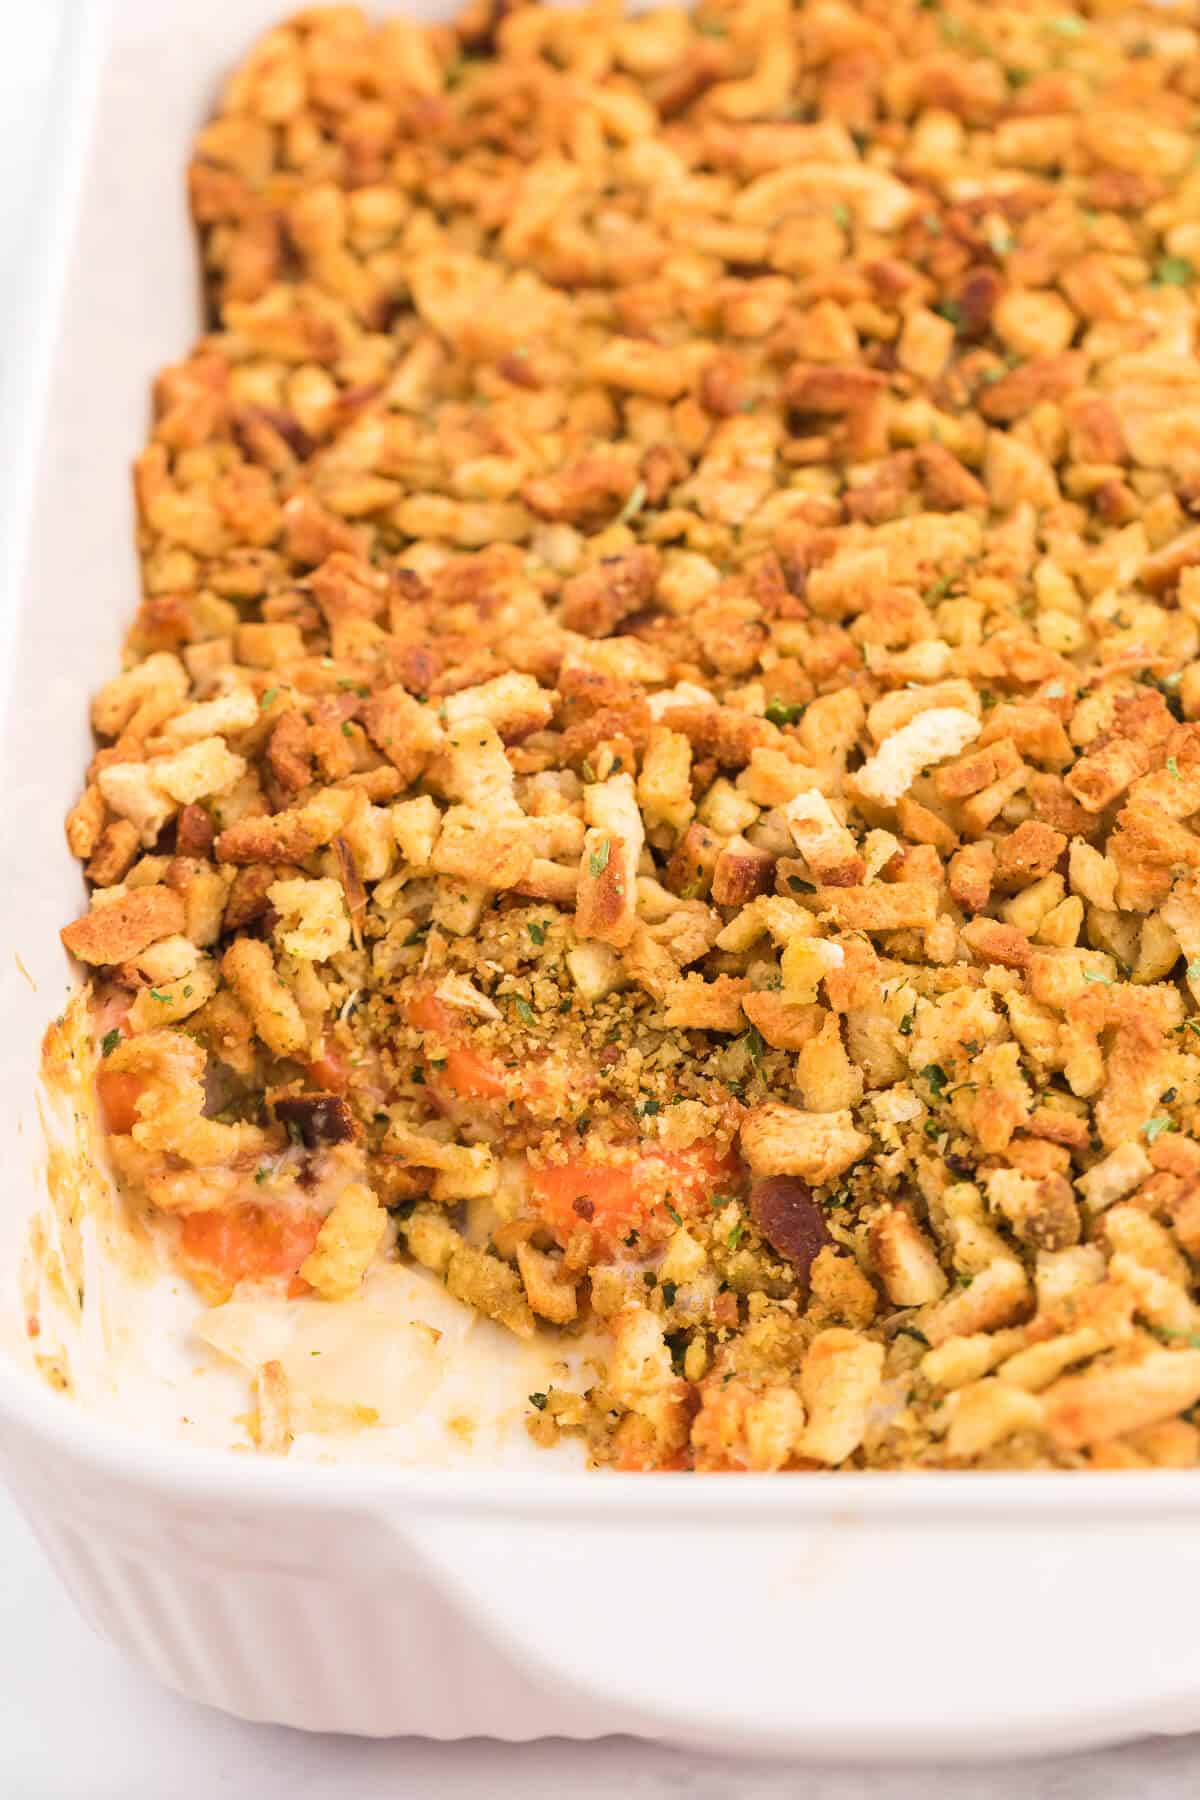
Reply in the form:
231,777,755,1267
6,0,1200,1760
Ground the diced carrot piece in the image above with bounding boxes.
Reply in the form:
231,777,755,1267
407,991,508,1100
441,1046,509,1100
96,1069,148,1135
309,1040,388,1109
306,1047,350,1094
533,1161,643,1241
533,1142,742,1248
179,1204,323,1289
407,991,454,1036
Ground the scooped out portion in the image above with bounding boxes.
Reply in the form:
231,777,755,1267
51,0,1200,1471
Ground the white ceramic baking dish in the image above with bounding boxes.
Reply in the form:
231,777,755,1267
6,0,1200,1762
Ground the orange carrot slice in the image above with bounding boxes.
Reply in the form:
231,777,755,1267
533,1141,741,1248
306,1046,350,1094
407,991,508,1100
96,1069,148,1136
179,1203,323,1291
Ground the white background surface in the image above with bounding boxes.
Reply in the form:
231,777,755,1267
4,5,1200,1796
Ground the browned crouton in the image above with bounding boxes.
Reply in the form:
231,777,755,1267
62,887,186,965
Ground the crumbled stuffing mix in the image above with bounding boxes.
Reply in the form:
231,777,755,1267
54,0,1200,1469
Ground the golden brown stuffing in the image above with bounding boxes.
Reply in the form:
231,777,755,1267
51,0,1200,1471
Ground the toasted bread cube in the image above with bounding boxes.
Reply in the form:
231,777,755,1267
854,708,980,808
61,885,186,965
221,936,307,1057
299,1183,388,1301
576,773,643,948
797,1329,884,1465
269,876,351,961
740,1101,870,1184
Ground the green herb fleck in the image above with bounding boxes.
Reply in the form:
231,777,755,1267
765,697,806,728
100,1029,121,1057
615,481,647,528
528,920,547,945
635,1097,661,1117
1169,757,1181,780
1144,1116,1176,1144
513,996,535,1027
1082,969,1112,985
149,988,171,1005
254,1164,271,1186
665,1203,683,1227
727,1222,745,1250
744,1024,765,1072
1153,257,1194,289
260,687,278,709
920,1063,949,1097
589,836,611,878
528,1392,549,1411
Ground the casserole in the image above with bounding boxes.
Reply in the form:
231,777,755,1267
7,0,1200,1759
